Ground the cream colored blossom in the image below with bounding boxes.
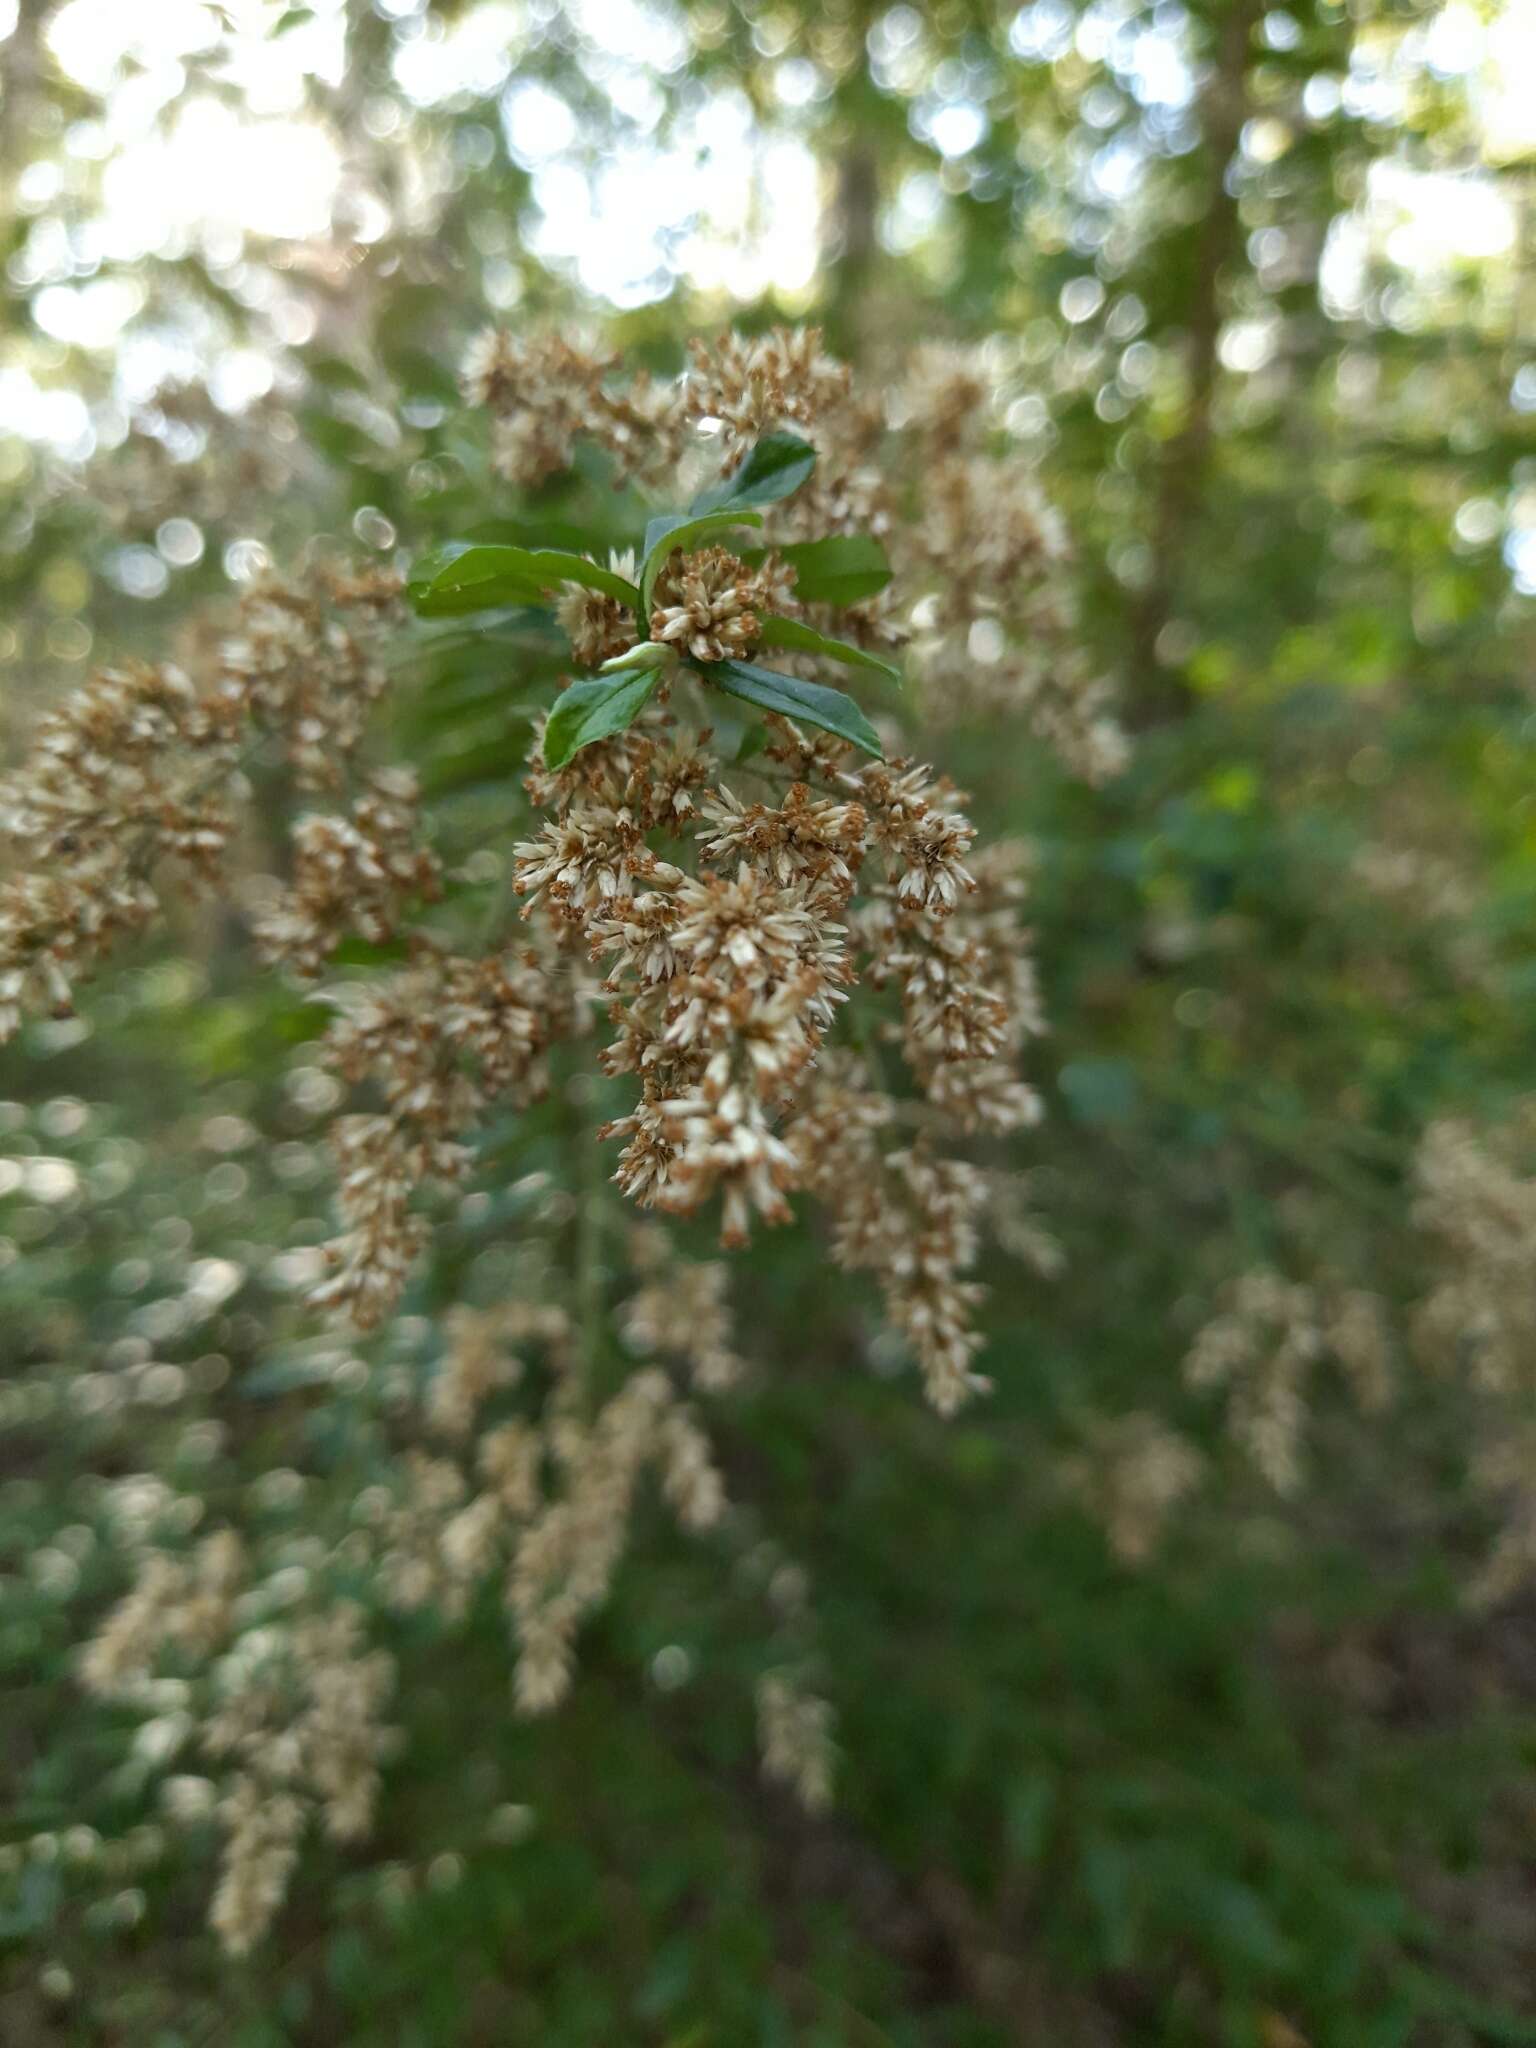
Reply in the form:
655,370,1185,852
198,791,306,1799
0,661,241,1042
683,327,852,455
81,1540,395,1957
22,331,1102,1955
1413,1118,1536,1605
1184,1272,1396,1494
649,545,771,663
251,771,440,980
620,1228,745,1391
1066,1414,1204,1566
219,562,404,790
756,1672,835,1811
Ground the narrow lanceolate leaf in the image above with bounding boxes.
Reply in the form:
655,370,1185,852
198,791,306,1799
698,659,883,759
767,534,892,606
637,509,765,620
758,615,901,684
690,431,817,515
411,543,640,617
541,668,660,771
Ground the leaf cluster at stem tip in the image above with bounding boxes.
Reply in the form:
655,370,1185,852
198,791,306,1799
408,429,898,770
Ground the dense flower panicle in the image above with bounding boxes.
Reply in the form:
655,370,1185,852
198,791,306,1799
252,770,440,979
461,329,615,485
462,323,1124,775
22,328,1091,1951
376,1451,476,1615
428,1305,527,1439
1413,1118,1536,1396
892,344,999,449
463,328,684,488
1184,1271,1393,1494
480,316,867,550
1325,1288,1394,1417
0,660,243,1041
89,382,305,534
0,564,405,1042
309,944,575,1328
879,344,1128,777
621,1226,746,1391
507,673,1036,1355
1184,1271,1322,1495
403,1312,711,1696
1412,1119,1536,1606
649,545,771,663
81,1538,395,1957
219,562,405,789
69,1284,728,1950
756,1671,835,1812
514,806,678,917
79,1529,246,1703
336,1295,729,1716
310,1115,469,1330
0,659,240,863
505,1366,726,1714
556,571,636,668
1065,1413,1204,1566
852,760,977,914
0,864,157,1044
910,455,1127,780
696,782,867,897
784,1056,993,1414
683,328,852,455
211,1781,306,1959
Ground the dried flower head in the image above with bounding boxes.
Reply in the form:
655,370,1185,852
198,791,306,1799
5,326,1120,1955
1066,1412,1204,1566
1184,1271,1393,1494
649,545,770,663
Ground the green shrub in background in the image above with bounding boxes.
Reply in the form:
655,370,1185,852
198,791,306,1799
3,2,1536,2042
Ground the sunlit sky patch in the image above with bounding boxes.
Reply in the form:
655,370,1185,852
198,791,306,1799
0,0,1532,485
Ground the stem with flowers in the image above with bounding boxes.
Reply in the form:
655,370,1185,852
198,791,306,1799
0,327,1108,1955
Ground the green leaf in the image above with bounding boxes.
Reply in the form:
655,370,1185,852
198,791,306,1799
769,534,892,606
637,510,764,620
522,550,640,605
411,544,639,617
305,353,370,393
542,669,660,771
697,659,883,759
758,614,901,683
690,431,816,514
408,543,537,614
1004,1771,1056,1865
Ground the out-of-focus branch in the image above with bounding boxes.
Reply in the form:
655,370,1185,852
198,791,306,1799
1130,0,1263,720
822,139,881,357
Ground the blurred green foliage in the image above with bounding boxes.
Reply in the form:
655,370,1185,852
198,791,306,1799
4,0,1536,2040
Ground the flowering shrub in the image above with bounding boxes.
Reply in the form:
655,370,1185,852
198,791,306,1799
0,329,1113,1955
